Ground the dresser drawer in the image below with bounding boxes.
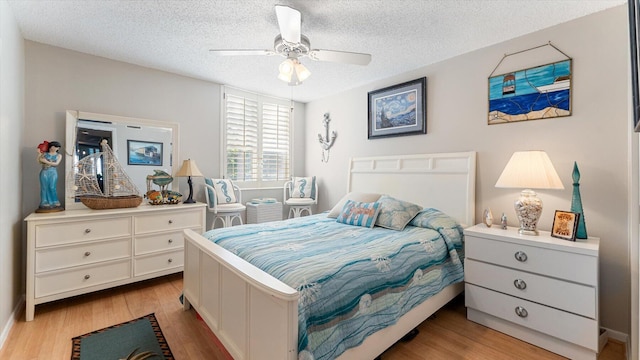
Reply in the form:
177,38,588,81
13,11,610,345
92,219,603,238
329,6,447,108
465,284,598,351
35,238,131,273
134,250,183,276
35,259,131,298
465,259,596,318
134,210,202,234
465,235,597,285
35,217,131,247
134,229,187,255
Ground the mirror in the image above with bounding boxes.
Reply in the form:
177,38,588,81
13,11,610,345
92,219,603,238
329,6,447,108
65,110,180,210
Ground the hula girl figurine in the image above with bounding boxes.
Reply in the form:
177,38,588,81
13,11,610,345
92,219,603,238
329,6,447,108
36,140,64,213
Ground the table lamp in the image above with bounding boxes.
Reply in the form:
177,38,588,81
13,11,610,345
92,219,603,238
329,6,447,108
495,151,564,235
175,159,203,204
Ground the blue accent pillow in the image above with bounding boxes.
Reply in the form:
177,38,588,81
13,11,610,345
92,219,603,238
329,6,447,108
291,176,316,199
205,178,237,204
375,195,423,231
336,200,381,228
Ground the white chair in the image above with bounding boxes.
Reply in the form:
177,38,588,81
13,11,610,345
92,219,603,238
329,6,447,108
204,180,246,229
284,177,318,218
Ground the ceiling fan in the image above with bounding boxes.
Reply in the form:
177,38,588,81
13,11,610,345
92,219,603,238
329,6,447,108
209,5,372,86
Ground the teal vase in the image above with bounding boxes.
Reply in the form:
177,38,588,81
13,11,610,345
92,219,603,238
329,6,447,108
570,162,588,239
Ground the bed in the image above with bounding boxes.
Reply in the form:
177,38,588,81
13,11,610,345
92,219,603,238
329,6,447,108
183,151,476,360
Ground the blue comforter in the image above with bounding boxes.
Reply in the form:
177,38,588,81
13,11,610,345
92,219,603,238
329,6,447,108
203,209,464,360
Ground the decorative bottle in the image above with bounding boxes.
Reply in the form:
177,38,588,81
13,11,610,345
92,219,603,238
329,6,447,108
570,162,588,239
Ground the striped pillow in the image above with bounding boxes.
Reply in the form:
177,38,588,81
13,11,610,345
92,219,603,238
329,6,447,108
336,200,381,228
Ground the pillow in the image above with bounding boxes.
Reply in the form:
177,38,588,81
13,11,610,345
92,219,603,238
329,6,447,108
327,192,382,218
410,207,461,230
205,178,237,204
291,176,316,199
375,195,423,231
336,200,381,228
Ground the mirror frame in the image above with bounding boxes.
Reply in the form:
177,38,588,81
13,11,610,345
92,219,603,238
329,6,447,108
65,110,180,210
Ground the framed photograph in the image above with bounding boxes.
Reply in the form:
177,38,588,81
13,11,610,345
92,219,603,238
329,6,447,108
368,77,426,139
488,59,572,125
127,140,163,166
551,210,580,241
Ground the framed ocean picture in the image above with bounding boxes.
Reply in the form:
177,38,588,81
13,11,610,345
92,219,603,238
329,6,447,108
368,77,426,139
127,140,163,166
488,59,572,125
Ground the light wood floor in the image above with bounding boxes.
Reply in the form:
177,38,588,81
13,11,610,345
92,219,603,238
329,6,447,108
0,274,626,360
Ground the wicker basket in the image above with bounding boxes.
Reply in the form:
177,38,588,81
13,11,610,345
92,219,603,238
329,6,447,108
79,195,143,210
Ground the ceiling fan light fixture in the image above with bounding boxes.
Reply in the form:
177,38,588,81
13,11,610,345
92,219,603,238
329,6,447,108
278,58,294,82
294,62,311,82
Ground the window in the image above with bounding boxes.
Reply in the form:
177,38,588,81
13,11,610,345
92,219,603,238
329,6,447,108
222,87,292,188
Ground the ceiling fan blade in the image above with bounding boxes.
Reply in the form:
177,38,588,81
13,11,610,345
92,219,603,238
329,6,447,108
209,49,275,56
308,49,372,65
275,5,301,44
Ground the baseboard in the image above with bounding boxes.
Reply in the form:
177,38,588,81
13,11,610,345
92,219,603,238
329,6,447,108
600,326,630,360
0,295,24,351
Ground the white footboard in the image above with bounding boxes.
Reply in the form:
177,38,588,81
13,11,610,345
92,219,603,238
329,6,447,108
183,229,299,360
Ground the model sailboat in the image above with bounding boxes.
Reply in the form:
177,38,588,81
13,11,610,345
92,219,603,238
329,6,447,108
71,139,142,209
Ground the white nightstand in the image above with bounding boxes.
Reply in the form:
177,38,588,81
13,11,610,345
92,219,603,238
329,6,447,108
463,224,600,359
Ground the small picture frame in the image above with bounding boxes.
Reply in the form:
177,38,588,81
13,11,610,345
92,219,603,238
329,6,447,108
551,210,580,241
127,140,163,166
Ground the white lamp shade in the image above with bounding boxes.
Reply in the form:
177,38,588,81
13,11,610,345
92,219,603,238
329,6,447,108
175,159,203,177
495,151,564,190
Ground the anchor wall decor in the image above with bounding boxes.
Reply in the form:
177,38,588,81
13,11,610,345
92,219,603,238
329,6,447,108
317,112,337,162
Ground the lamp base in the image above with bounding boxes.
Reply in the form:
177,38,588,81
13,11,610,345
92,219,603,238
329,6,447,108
183,176,196,204
514,189,542,236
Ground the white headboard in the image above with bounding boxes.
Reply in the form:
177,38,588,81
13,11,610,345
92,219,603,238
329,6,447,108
347,152,476,228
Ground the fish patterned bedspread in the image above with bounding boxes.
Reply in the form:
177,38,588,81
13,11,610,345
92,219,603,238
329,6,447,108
202,208,465,360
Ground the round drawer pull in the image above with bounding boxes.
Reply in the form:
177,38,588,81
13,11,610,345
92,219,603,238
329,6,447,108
168,258,173,263
168,239,173,244
84,251,91,257
84,228,92,234
513,279,527,290
515,306,528,318
514,251,528,262
168,220,174,224
84,275,91,280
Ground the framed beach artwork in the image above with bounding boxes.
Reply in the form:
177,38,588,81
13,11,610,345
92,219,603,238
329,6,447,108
127,140,163,166
488,59,572,125
368,77,427,139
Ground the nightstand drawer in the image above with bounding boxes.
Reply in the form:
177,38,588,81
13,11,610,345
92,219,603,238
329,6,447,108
465,284,598,351
36,238,131,273
465,235,597,285
465,259,596,318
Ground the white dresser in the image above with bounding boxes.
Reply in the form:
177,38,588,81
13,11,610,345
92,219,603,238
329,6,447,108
464,224,600,359
24,203,206,321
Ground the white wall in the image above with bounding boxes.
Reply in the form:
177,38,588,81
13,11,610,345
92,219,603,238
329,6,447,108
23,42,305,224
0,0,25,348
305,5,631,335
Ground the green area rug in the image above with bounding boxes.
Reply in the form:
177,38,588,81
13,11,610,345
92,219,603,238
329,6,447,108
71,313,174,360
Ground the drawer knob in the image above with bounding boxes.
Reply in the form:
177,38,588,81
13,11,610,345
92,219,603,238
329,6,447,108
168,220,174,224
84,228,92,234
515,306,528,318
168,258,173,263
168,239,173,244
513,279,527,290
514,251,528,262
84,251,91,257
84,274,91,280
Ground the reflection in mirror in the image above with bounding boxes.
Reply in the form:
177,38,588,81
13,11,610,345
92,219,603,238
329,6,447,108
65,111,180,210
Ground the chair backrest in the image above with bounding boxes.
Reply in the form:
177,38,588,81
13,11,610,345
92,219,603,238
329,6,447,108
284,176,318,204
204,179,242,212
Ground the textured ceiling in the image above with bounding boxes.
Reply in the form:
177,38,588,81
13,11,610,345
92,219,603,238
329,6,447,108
7,0,626,103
